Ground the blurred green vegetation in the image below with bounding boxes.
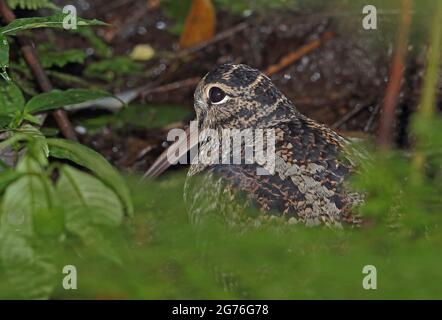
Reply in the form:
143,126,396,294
0,6,134,299
3,134,442,299
84,57,144,82
2,110,442,299
78,103,192,133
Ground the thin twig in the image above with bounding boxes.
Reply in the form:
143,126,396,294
140,77,201,100
0,0,78,141
364,104,380,132
376,0,412,148
331,103,372,129
175,22,249,58
264,31,334,76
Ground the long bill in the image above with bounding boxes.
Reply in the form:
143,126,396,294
143,123,199,178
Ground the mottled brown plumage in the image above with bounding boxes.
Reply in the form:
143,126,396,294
184,64,363,227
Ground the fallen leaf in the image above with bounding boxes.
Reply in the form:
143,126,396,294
179,0,216,49
130,44,155,61
147,0,160,10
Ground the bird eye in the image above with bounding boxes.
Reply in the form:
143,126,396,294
208,86,229,104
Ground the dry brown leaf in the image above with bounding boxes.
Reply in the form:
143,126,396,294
147,0,160,10
179,0,216,49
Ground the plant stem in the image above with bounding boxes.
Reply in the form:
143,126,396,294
377,0,412,149
411,0,442,180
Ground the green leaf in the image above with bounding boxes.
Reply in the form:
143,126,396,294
0,13,107,36
24,88,112,114
47,138,133,216
57,165,123,226
56,165,123,262
0,124,45,151
0,230,57,299
0,35,9,80
0,126,48,162
0,80,25,117
0,132,29,152
0,116,12,128
80,103,193,132
84,56,143,81
6,0,57,10
0,156,53,236
0,169,22,193
74,27,112,58
32,206,64,238
27,136,50,168
38,48,86,68
22,112,43,125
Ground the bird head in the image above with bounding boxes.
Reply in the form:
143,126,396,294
194,64,297,131
144,64,300,178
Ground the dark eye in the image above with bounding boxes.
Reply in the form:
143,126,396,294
208,86,228,104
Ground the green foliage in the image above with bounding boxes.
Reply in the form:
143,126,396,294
0,12,107,81
2,114,441,299
0,13,107,36
0,1,135,299
47,138,134,216
73,27,112,58
23,131,442,300
0,35,9,80
79,103,193,132
24,89,111,114
162,0,193,35
0,81,25,119
1,156,54,236
0,129,131,298
38,48,87,69
0,229,58,299
0,127,132,221
84,57,143,81
0,82,113,128
351,140,442,231
56,165,124,262
6,0,56,10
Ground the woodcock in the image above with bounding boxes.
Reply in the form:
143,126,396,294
182,64,363,228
